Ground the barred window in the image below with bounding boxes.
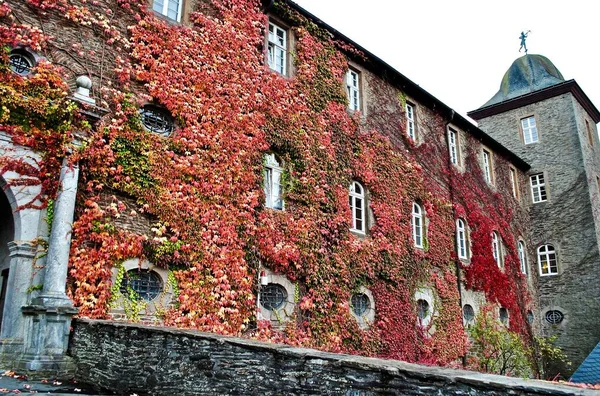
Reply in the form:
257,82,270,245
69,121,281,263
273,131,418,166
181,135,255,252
545,310,564,325
260,283,287,311
351,293,370,316
140,105,174,136
120,269,163,301
9,50,34,76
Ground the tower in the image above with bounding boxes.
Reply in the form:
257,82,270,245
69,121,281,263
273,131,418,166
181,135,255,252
468,54,600,376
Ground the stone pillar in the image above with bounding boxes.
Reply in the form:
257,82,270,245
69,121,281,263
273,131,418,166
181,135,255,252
18,157,78,372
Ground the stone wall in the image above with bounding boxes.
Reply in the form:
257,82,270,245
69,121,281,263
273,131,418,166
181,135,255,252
69,319,595,395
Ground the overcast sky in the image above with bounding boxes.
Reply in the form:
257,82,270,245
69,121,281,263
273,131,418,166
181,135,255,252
294,0,599,124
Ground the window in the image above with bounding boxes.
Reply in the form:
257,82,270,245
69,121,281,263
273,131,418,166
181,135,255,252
530,173,547,203
518,240,527,274
448,128,458,166
545,310,564,324
120,269,163,301
152,0,182,22
260,283,287,310
346,69,360,111
9,49,34,76
482,149,493,184
499,307,509,325
406,103,416,141
140,105,174,136
527,310,534,324
350,293,369,316
456,219,468,260
463,304,475,324
509,167,519,199
521,116,538,144
268,22,287,75
412,202,424,248
538,244,558,275
264,153,284,210
491,231,501,267
349,181,366,234
417,299,429,321
586,120,594,147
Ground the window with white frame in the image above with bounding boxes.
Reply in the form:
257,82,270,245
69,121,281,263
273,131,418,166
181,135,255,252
521,116,538,144
530,173,547,203
268,22,287,75
482,149,493,184
346,69,360,111
518,240,527,274
406,103,416,141
412,202,424,248
456,218,468,260
349,181,366,234
538,244,558,275
448,128,458,166
264,153,284,210
152,0,182,22
509,167,519,199
491,231,501,267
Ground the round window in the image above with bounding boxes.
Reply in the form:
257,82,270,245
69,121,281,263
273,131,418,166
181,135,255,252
463,304,475,322
9,51,34,76
260,283,287,310
120,269,163,301
545,310,564,325
351,293,370,316
417,299,429,320
499,307,509,324
140,105,174,136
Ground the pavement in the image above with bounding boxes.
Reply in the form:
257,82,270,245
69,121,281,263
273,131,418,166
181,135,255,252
0,371,105,395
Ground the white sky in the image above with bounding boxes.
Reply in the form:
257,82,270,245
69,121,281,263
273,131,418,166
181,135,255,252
294,0,600,123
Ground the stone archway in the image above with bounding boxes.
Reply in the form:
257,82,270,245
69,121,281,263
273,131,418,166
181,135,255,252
0,185,15,332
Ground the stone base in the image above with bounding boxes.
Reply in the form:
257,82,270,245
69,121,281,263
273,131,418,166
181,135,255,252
16,353,77,377
0,338,24,367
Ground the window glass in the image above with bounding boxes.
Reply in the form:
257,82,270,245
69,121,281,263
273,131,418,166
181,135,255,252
406,103,415,140
349,181,365,233
448,129,458,165
120,269,163,301
412,203,423,248
264,154,284,210
482,150,492,183
518,240,527,274
456,219,467,259
268,22,287,75
346,70,360,111
538,244,558,275
521,116,538,144
530,173,547,203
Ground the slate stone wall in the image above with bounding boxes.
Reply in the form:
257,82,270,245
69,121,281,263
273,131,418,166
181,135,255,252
69,319,595,395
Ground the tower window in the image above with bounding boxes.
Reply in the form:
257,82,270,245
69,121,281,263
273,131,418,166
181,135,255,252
521,116,538,144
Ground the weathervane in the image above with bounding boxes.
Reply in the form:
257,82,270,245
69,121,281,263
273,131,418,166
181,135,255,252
519,30,531,54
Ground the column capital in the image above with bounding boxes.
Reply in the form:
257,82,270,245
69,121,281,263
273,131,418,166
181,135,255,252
8,241,40,259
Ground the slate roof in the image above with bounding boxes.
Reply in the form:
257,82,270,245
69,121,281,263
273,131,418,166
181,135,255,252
571,342,600,384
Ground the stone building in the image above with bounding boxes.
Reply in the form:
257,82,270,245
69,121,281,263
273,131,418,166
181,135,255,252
469,54,600,375
0,0,594,379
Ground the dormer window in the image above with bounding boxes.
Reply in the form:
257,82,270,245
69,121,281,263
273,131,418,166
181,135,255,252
9,49,35,76
140,105,174,136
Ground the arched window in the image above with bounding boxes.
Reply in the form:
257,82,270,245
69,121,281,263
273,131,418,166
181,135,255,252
499,307,509,325
538,244,558,275
463,304,475,325
264,153,284,210
349,181,366,234
456,219,468,259
518,240,527,274
491,231,501,267
412,202,424,248
140,104,174,136
9,48,35,76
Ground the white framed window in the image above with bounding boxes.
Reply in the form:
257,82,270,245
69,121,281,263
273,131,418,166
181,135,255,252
406,103,416,141
518,240,527,274
268,22,287,75
538,244,558,276
152,0,182,22
349,181,366,234
521,116,538,144
346,69,360,111
530,173,547,203
456,218,468,260
448,128,458,166
491,231,501,267
482,149,493,184
509,167,519,199
412,202,424,248
264,154,284,210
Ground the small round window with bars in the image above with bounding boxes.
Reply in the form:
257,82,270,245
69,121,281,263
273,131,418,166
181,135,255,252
120,269,163,301
351,293,370,316
545,310,564,325
140,105,174,136
9,50,34,76
260,283,287,311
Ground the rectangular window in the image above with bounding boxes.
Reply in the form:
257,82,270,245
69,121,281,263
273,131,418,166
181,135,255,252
264,154,283,210
530,173,547,203
448,128,458,166
346,70,360,111
268,22,287,75
153,0,182,22
482,149,492,184
509,167,519,199
596,176,600,195
406,103,415,140
586,120,594,147
521,116,538,144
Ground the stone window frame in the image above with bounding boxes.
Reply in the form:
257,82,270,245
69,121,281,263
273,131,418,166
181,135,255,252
481,147,494,185
405,102,417,142
264,153,284,210
520,115,539,145
110,258,174,321
537,243,559,276
151,0,184,23
509,166,520,200
455,218,469,261
349,286,375,330
257,269,296,326
517,239,528,275
266,17,293,77
530,172,549,204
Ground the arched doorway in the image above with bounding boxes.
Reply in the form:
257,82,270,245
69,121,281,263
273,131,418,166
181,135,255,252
0,187,14,332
